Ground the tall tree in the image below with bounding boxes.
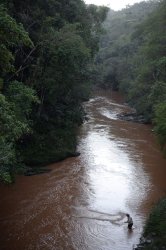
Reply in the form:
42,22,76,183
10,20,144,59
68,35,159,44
0,1,108,182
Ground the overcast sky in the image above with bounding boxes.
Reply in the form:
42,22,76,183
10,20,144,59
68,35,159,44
84,0,145,10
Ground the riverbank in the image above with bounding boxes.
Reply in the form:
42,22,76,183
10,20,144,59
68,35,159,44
134,198,166,250
1,91,166,250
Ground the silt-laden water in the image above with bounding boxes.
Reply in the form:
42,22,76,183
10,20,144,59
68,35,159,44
0,90,166,250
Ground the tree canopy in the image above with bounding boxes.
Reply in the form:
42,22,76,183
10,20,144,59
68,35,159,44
0,0,108,183
95,0,166,151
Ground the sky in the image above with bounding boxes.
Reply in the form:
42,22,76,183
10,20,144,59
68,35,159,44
84,0,144,10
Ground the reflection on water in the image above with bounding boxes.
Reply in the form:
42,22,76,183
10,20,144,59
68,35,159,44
0,90,166,250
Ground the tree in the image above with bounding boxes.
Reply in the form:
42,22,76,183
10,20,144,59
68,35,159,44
0,0,108,182
96,0,166,148
154,102,166,151
0,83,38,183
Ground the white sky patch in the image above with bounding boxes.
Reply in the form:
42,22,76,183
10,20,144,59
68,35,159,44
84,0,145,10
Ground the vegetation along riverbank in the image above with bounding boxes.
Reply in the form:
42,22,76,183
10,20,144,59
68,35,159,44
0,0,166,249
94,2,166,247
134,199,166,250
95,0,166,153
0,0,108,183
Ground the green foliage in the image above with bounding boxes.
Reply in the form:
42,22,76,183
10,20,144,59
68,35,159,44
96,0,166,148
127,0,166,139
95,1,159,91
154,102,166,150
7,81,39,120
0,0,107,182
0,93,28,140
21,128,77,165
142,198,166,249
0,5,33,76
0,170,13,184
0,94,23,183
0,82,39,183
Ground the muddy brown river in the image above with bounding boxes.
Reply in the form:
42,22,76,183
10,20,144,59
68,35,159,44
0,91,166,250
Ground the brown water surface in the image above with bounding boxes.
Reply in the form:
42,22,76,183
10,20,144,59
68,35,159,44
0,90,166,250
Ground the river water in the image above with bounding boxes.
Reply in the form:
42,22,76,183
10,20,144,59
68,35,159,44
0,91,166,250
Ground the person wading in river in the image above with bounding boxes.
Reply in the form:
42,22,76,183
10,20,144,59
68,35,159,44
125,214,133,229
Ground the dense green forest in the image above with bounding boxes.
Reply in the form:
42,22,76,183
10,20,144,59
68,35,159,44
0,0,108,183
1,0,166,184
96,0,166,151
